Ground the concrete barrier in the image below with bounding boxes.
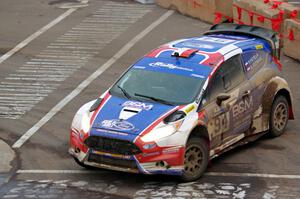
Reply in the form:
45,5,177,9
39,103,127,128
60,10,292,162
156,0,233,24
284,19,300,61
155,0,300,61
233,0,300,33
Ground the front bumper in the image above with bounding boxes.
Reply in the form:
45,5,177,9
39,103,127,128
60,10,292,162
69,130,185,176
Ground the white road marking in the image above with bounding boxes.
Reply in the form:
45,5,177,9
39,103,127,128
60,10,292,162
41,49,92,54
5,77,65,82
16,170,102,174
36,54,93,58
25,61,83,65
205,172,300,179
1,82,59,86
46,46,101,50
12,10,174,148
28,59,86,63
23,63,81,68
9,74,69,78
21,66,79,70
289,2,300,4
15,170,300,180
0,88,52,93
0,2,153,120
0,8,77,64
0,96,43,100
17,69,75,73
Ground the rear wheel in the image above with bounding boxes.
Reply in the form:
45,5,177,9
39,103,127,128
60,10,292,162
181,137,209,182
269,96,289,137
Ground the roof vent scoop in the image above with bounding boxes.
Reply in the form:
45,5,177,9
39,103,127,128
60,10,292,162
172,48,198,58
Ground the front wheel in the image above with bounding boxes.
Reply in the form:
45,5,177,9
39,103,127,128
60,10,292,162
269,96,289,137
181,137,209,182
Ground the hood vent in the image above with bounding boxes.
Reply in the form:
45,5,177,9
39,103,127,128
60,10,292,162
119,107,141,120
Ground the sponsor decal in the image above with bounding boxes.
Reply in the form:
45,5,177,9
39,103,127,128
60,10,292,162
243,52,263,72
232,96,253,118
149,62,193,72
191,74,205,78
143,151,160,157
255,44,263,50
100,119,135,131
92,150,131,159
181,42,214,49
184,104,196,114
122,101,153,111
95,128,129,136
133,66,146,69
162,146,181,154
196,36,235,44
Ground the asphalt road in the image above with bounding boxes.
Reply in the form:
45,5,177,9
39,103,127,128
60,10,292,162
0,0,300,198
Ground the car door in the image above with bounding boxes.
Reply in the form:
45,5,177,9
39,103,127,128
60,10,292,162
241,50,271,134
203,54,254,149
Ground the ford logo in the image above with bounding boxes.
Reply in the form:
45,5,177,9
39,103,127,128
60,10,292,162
100,119,135,131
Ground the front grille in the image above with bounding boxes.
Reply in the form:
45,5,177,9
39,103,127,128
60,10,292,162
88,154,138,170
84,136,142,155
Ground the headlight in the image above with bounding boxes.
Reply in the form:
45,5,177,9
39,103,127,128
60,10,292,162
141,120,183,142
164,111,186,123
81,113,91,133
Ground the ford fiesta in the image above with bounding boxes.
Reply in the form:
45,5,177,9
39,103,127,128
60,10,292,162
69,24,294,181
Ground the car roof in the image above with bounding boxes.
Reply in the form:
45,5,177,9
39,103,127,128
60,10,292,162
146,34,271,66
132,34,271,79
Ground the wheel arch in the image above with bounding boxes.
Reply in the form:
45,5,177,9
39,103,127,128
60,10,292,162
187,125,210,149
262,76,294,122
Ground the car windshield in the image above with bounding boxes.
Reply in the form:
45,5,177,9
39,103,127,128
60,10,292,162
110,69,206,105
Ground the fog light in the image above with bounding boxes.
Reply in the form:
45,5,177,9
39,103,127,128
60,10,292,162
143,143,157,150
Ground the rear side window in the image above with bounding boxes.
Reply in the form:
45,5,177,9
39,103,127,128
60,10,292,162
207,54,245,100
242,50,267,77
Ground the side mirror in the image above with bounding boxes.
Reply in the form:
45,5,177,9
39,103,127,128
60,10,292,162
216,93,231,106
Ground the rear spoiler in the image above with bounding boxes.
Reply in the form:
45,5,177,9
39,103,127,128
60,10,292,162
204,23,281,60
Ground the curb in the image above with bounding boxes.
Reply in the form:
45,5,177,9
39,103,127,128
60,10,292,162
0,139,15,187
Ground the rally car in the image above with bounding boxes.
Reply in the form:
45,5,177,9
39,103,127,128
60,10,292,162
69,24,294,181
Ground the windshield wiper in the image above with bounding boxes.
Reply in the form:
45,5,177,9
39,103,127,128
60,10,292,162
134,93,174,106
118,85,131,99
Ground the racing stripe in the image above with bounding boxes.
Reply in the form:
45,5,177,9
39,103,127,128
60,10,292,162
198,51,223,66
147,46,176,58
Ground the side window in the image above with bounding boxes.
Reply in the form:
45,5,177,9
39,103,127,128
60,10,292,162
207,54,245,100
242,50,266,77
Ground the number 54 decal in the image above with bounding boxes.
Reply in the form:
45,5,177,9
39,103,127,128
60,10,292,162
214,112,230,135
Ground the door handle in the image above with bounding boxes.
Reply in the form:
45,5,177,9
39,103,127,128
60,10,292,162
242,90,251,98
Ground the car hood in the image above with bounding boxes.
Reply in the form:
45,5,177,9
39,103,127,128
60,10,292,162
90,95,177,140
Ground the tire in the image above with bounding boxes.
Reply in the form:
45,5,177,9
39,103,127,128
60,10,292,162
181,137,209,182
269,95,289,137
73,157,95,170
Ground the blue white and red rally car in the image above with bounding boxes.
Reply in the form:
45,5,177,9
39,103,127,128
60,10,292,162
69,24,294,181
